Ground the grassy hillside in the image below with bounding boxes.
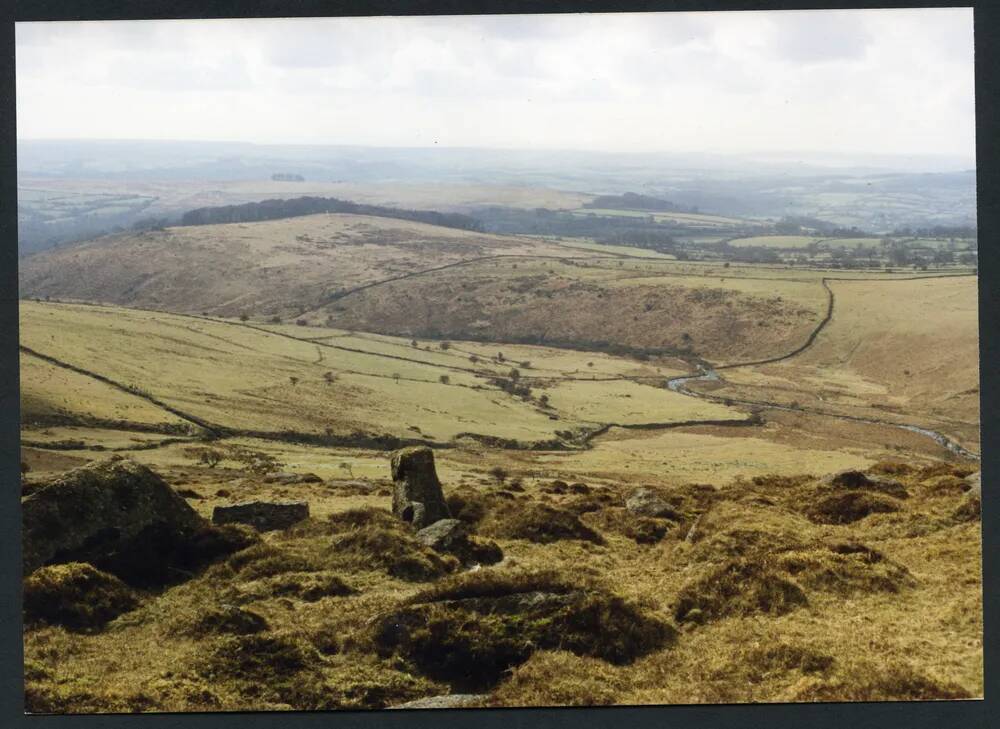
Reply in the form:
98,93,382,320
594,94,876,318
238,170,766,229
704,275,980,450
18,213,588,320
19,301,742,449
316,257,831,364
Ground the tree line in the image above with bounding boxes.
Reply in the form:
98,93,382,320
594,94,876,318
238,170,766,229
179,196,485,232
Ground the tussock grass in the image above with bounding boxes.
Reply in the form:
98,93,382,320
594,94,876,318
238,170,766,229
184,605,269,637
488,650,624,706
791,660,971,702
479,501,605,544
24,563,139,631
374,568,675,690
673,558,809,624
582,507,672,544
21,456,983,711
805,490,901,525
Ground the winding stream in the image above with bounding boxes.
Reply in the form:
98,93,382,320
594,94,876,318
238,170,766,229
666,367,980,461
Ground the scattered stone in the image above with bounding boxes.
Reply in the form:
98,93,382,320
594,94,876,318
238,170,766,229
390,447,450,529
416,519,503,566
389,694,487,709
625,487,680,519
212,500,310,532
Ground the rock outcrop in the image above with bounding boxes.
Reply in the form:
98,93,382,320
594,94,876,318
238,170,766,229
212,500,310,531
416,519,503,566
389,694,487,709
22,457,256,585
625,487,680,519
390,447,450,529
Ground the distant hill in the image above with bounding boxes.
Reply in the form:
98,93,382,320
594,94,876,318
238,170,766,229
584,192,685,213
18,213,579,320
179,196,484,232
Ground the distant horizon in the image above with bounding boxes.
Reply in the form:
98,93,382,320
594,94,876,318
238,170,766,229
15,137,976,174
16,10,975,161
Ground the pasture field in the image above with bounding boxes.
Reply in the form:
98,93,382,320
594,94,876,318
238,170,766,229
572,207,744,228
19,300,748,449
727,235,823,248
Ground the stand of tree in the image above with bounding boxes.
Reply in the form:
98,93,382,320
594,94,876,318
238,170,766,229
179,196,485,232
583,191,688,213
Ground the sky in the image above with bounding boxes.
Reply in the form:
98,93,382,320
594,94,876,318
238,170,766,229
15,9,976,161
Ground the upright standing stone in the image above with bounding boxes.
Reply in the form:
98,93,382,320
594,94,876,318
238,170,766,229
390,446,450,529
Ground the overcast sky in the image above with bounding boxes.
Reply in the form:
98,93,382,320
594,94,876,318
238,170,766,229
15,9,976,161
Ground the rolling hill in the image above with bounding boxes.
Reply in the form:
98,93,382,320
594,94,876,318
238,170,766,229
18,213,587,320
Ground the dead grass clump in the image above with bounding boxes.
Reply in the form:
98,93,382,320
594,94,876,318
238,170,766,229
668,482,722,514
201,633,316,681
582,507,671,544
487,650,622,706
24,562,138,631
805,491,901,525
186,605,269,637
331,526,459,581
920,474,970,497
680,501,812,562
868,460,916,477
445,490,493,525
742,642,835,680
673,559,808,624
260,571,355,602
822,470,909,499
686,527,806,563
792,660,971,702
480,502,605,545
375,569,675,689
222,543,323,581
565,489,620,515
775,542,915,596
916,462,976,482
952,494,981,523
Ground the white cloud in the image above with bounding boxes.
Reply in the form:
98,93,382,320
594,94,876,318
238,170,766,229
14,8,975,161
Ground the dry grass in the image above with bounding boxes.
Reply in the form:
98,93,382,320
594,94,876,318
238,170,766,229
24,563,139,631
21,456,983,711
372,569,676,690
